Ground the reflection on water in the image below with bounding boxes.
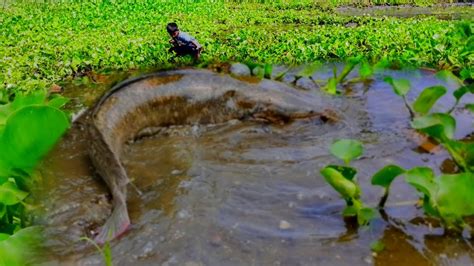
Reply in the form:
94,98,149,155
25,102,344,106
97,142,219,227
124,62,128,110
37,67,473,265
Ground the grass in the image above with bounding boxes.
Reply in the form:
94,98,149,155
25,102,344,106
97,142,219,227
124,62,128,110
0,1,472,96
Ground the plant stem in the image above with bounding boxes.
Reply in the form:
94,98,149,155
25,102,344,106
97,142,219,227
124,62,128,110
447,100,458,114
378,188,389,209
402,95,415,119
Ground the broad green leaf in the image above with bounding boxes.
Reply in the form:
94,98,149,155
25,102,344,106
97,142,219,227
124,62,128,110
466,103,474,113
48,96,70,109
0,234,9,241
0,204,5,218
0,92,48,126
453,85,474,102
0,106,69,175
0,181,28,205
330,139,363,164
320,167,358,199
435,70,464,87
10,91,47,111
342,206,358,217
326,165,357,181
384,77,411,96
413,86,447,115
411,113,456,140
357,207,376,226
436,173,474,220
371,164,405,188
0,227,42,266
444,140,473,172
405,167,437,198
460,68,473,81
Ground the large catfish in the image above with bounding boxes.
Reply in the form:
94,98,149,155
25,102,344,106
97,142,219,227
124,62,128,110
88,69,330,243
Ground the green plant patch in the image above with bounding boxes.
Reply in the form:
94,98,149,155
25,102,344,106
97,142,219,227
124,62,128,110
405,168,474,230
329,139,363,165
0,1,472,95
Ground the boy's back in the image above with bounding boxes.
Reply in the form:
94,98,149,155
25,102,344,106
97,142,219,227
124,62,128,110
167,22,202,60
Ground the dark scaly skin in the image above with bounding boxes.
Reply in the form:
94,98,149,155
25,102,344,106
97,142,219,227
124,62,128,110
88,69,329,243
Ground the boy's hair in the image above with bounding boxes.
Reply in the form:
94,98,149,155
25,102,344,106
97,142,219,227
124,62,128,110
166,22,179,34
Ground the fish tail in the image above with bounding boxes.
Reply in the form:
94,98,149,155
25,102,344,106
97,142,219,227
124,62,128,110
94,199,130,245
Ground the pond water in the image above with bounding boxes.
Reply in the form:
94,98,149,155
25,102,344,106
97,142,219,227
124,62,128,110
35,65,473,265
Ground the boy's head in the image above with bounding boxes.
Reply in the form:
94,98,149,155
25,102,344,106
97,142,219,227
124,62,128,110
166,22,179,37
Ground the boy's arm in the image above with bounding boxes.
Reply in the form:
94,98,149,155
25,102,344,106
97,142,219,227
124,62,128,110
191,40,202,50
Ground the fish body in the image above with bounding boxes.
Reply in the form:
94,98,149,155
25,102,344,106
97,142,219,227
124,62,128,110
88,69,328,243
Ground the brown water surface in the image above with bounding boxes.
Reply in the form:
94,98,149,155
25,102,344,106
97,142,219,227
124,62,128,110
36,66,474,265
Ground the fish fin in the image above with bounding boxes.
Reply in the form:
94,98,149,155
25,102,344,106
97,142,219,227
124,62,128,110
94,201,130,245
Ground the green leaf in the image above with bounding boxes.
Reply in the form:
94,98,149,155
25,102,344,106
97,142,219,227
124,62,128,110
0,106,70,175
0,227,42,266
0,204,5,218
326,165,357,181
435,70,464,87
342,206,358,217
466,103,474,113
371,165,405,188
263,64,272,79
357,207,376,226
0,181,28,206
443,140,473,172
297,62,321,77
48,96,70,109
413,86,447,115
0,234,9,241
359,61,373,80
103,240,113,266
453,85,474,102
320,167,358,199
252,66,265,79
405,167,437,198
436,173,474,218
384,77,411,96
330,139,363,164
324,77,337,95
370,240,385,252
411,113,456,140
0,92,48,126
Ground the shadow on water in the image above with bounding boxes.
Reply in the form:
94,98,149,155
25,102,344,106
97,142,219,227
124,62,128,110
34,64,474,265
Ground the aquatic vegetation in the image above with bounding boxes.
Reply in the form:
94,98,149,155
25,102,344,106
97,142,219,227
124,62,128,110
0,1,472,97
384,71,474,172
322,69,474,232
405,167,474,230
0,92,70,265
81,237,113,266
320,139,378,225
321,138,474,232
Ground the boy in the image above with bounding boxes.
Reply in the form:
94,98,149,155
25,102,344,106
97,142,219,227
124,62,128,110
167,22,202,60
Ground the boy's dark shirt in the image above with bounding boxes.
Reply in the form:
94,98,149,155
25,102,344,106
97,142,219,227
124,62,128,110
173,31,201,49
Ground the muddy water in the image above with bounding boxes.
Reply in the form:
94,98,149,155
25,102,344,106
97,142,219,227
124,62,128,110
36,66,473,265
